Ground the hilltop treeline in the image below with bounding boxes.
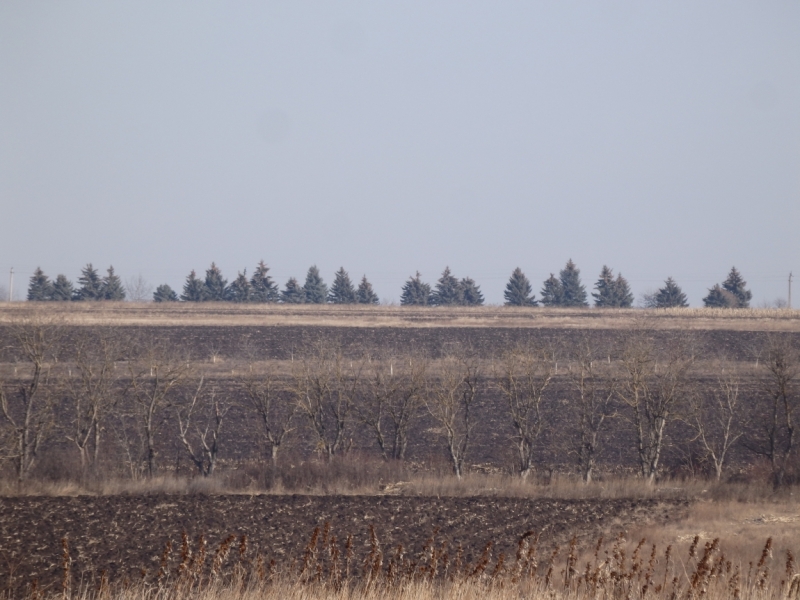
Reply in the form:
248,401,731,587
26,261,754,308
0,316,796,488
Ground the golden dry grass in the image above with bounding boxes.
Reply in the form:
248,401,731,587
0,302,799,331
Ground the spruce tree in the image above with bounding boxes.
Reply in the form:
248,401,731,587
281,277,305,303
655,277,688,308
614,274,634,308
400,272,432,306
51,275,74,301
703,284,738,308
101,266,126,301
431,267,463,306
228,270,253,303
592,266,633,308
204,262,228,301
181,270,206,302
540,274,565,306
75,263,104,300
559,259,588,307
722,267,752,308
153,284,179,302
356,275,379,304
592,266,616,307
328,267,357,304
250,260,279,303
303,266,328,304
27,268,53,301
504,268,537,306
460,277,484,306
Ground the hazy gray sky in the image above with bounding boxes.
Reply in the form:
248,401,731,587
1,2,798,305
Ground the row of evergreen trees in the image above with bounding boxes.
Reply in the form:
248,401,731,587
25,261,753,309
27,264,126,301
502,260,637,308
165,262,380,305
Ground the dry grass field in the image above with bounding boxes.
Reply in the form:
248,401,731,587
1,302,800,331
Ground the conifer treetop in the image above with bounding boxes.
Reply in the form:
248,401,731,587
27,267,53,301
540,273,565,307
655,277,688,308
431,267,463,306
559,259,588,307
303,265,328,304
328,267,357,304
357,275,379,305
181,269,207,302
52,275,74,301
281,277,306,304
504,267,537,307
75,263,104,301
400,271,431,306
153,284,179,302
204,262,228,301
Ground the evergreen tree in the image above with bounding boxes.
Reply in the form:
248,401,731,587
431,267,463,306
400,272,432,306
153,284,178,302
592,266,633,308
75,263,104,300
703,284,739,308
27,268,53,301
281,277,305,303
460,277,484,306
504,268,537,306
181,270,206,302
722,267,752,308
559,259,588,307
540,274,565,306
328,267,357,304
356,275,379,305
654,277,688,308
51,275,74,301
303,266,328,304
101,266,126,301
228,270,253,303
250,260,279,303
614,274,634,308
592,266,616,307
204,262,228,301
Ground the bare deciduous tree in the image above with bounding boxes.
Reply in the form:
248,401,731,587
293,343,363,459
0,314,62,483
127,342,190,477
241,371,297,466
357,354,427,460
744,336,798,488
176,377,229,477
425,352,480,479
62,330,123,475
568,338,617,483
688,359,744,481
618,322,695,483
495,344,555,479
125,274,153,303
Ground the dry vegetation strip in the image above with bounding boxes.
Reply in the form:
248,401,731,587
8,501,800,600
1,303,800,331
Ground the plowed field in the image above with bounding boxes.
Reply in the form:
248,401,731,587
0,494,688,595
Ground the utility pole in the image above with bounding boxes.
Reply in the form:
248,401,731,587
7,267,12,302
790,272,793,310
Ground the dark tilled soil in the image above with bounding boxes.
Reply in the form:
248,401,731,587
0,494,688,594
